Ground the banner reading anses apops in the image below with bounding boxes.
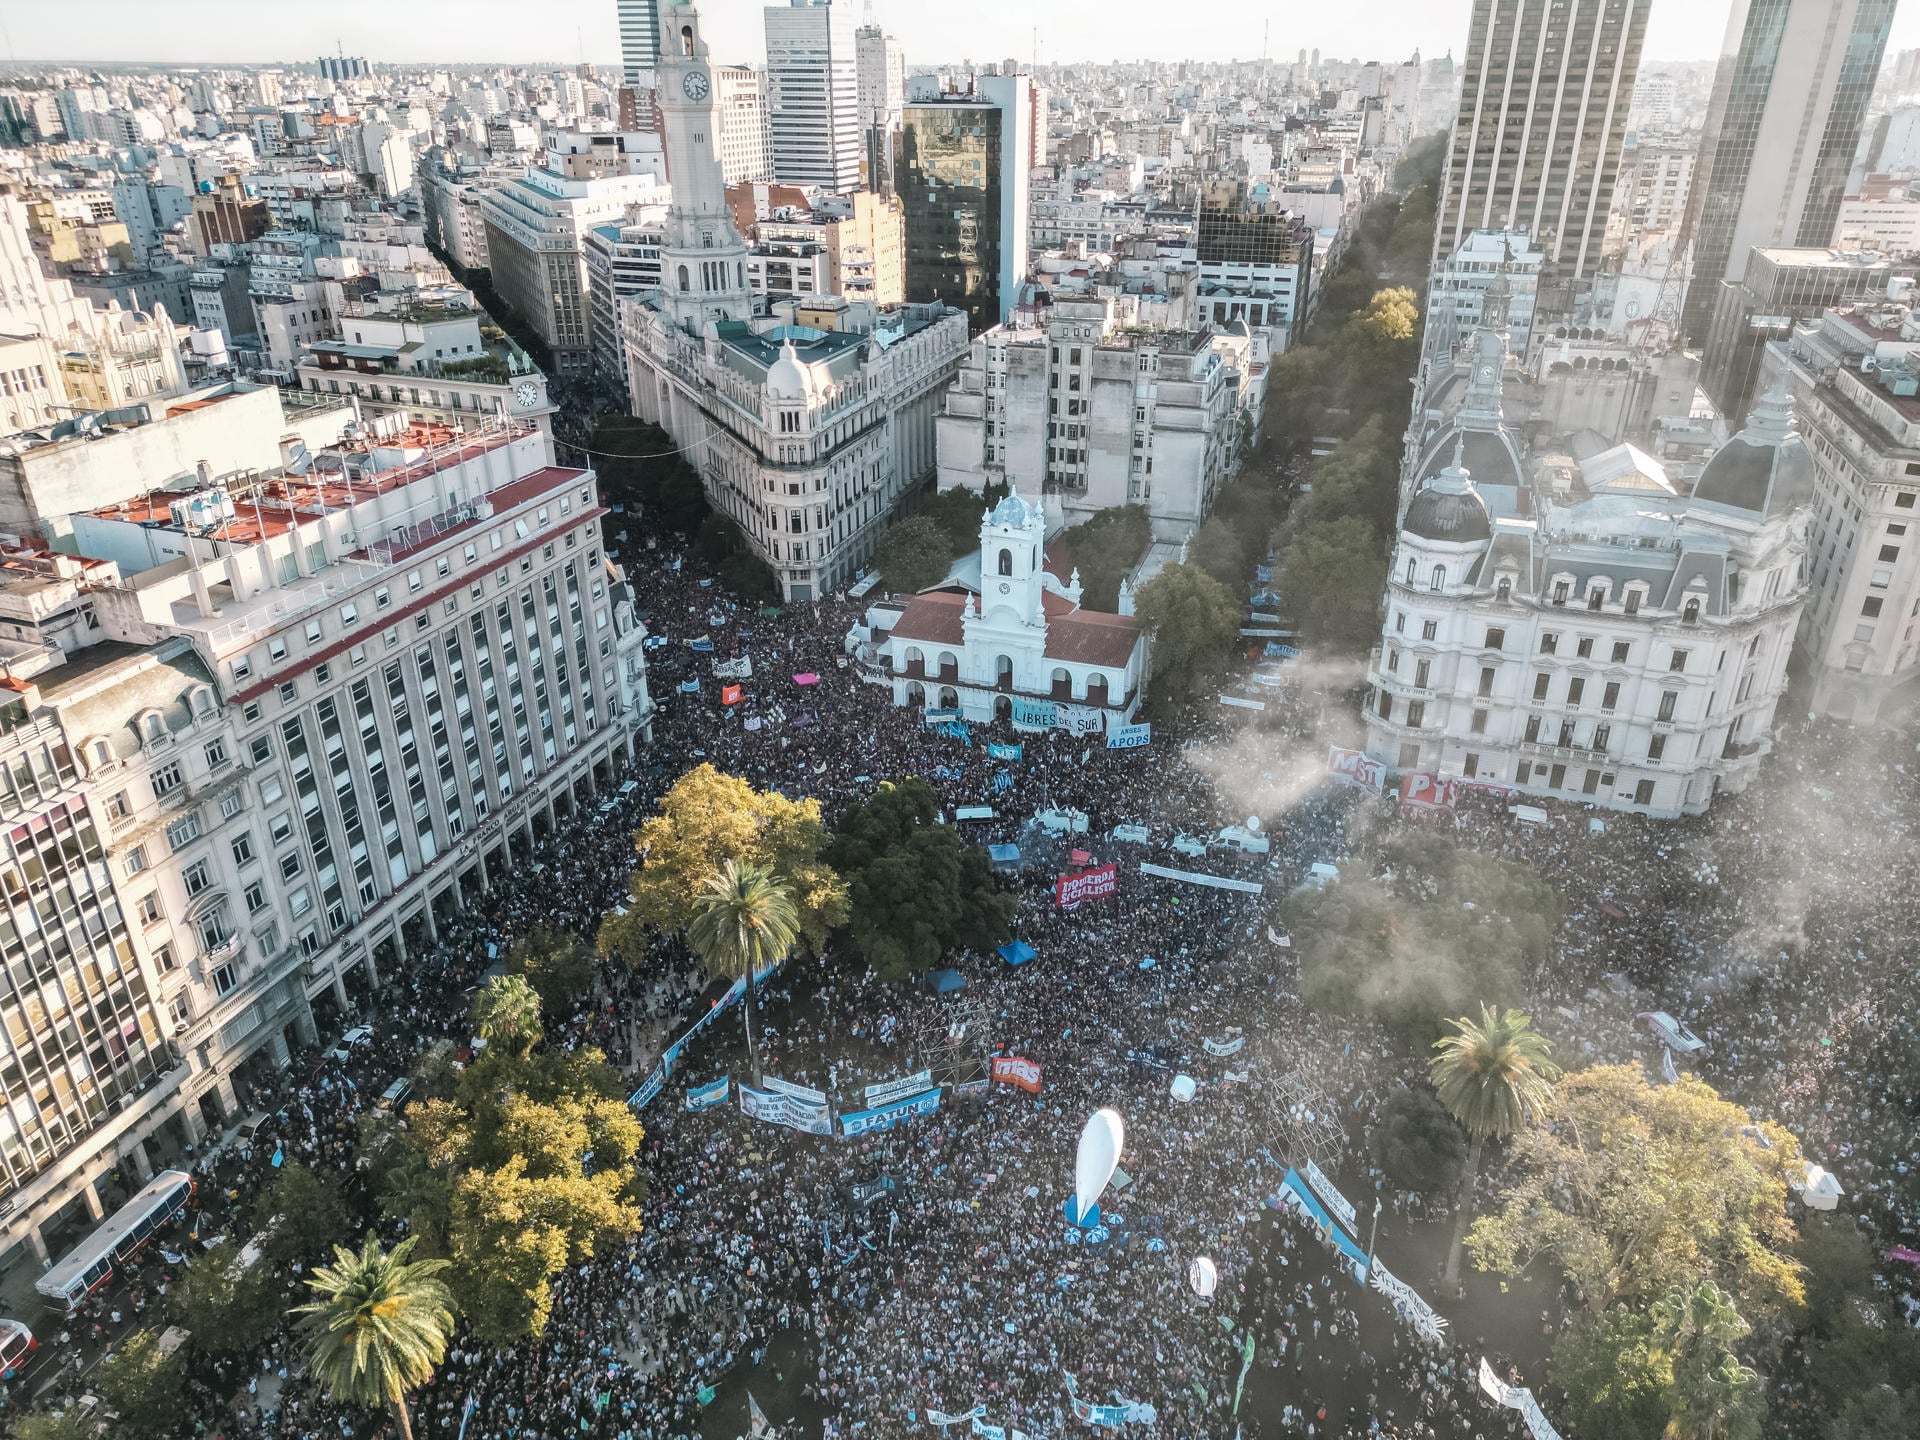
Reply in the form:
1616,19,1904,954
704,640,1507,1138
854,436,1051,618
738,1083,835,1135
1055,863,1118,908
1106,723,1151,749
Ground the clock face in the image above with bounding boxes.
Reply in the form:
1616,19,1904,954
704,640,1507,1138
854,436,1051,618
1479,364,1494,380
683,70,710,101
514,381,541,409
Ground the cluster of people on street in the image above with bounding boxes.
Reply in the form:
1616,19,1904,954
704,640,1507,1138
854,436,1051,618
23,514,1919,1440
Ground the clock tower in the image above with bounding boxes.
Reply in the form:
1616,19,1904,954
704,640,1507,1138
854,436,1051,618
653,0,752,334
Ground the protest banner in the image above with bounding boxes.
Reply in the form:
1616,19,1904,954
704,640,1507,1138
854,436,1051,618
991,1055,1043,1093
862,1071,934,1109
684,1077,730,1110
987,742,1023,761
1106,723,1152,749
839,1087,941,1137
738,1083,835,1135
1477,1359,1564,1440
721,684,743,706
1398,771,1461,812
1304,1158,1358,1232
1054,863,1118,909
1327,745,1386,791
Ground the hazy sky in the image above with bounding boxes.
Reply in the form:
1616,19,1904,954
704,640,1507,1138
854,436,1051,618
9,0,1920,70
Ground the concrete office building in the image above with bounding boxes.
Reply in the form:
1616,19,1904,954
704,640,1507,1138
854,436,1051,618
618,0,663,89
856,23,907,130
715,66,770,183
1434,0,1651,280
1680,0,1898,344
765,0,863,192
898,75,1033,333
479,166,670,378
1193,180,1316,336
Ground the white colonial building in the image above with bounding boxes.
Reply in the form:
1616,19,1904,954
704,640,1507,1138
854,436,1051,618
852,493,1149,729
1367,324,1812,818
618,0,969,603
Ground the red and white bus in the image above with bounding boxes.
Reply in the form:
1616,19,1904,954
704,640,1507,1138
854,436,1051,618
0,1318,36,1378
33,1170,195,1316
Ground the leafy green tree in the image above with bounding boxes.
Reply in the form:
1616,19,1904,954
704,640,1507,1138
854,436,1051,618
587,416,709,537
1281,515,1387,653
1367,1085,1468,1198
253,1161,350,1270
506,923,599,1018
686,859,801,1085
1430,1004,1561,1290
1133,561,1240,707
168,1250,281,1358
1830,1387,1920,1440
1468,1066,1807,1321
1060,504,1152,610
826,778,1016,981
876,515,956,593
470,974,544,1060
295,1236,455,1440
1282,834,1560,1034
1550,1309,1672,1440
1653,1281,1764,1440
1294,416,1399,538
400,1047,642,1343
599,763,847,959
923,484,1007,554
14,1411,93,1440
92,1326,187,1439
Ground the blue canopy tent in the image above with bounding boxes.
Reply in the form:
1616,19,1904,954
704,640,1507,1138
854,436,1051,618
987,843,1021,870
998,940,1037,967
924,968,967,994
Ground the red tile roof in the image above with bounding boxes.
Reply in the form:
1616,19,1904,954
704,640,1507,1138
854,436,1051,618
889,590,969,646
1045,608,1142,668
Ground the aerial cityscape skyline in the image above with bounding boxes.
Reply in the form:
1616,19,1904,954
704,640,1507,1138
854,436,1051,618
0,0,1918,1437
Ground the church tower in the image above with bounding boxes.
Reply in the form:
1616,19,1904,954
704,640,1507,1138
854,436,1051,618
975,493,1047,629
653,0,752,334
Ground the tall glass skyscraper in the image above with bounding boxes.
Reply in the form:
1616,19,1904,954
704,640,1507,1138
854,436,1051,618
1434,0,1652,280
1680,0,1898,343
617,0,662,89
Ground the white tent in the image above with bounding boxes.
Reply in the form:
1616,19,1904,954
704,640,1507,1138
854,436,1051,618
1169,1074,1198,1103
1801,1165,1843,1211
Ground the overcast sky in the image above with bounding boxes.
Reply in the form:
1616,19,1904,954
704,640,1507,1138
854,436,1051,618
9,0,1920,71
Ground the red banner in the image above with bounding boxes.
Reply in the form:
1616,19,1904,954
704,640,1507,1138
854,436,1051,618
721,684,743,706
1398,772,1461,812
1054,863,1118,909
1327,745,1386,791
992,1055,1043,1093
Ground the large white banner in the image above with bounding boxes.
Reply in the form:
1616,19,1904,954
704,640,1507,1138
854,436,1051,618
1371,1261,1448,1345
1478,1359,1564,1440
1304,1159,1358,1233
1138,862,1265,894
862,1070,934,1109
761,1074,829,1105
738,1083,834,1135
1059,704,1105,737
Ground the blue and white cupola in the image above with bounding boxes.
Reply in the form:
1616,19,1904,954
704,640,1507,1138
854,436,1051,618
979,492,1047,628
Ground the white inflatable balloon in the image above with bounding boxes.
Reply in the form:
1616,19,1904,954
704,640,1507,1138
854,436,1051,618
1073,1109,1125,1223
1189,1256,1219,1298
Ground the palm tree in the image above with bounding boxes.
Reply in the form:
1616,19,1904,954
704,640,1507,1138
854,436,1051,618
685,859,799,1086
294,1234,455,1440
470,973,543,1059
1429,1004,1561,1291
1652,1281,1763,1440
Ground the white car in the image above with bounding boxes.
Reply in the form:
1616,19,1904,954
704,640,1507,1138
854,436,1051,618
325,1025,373,1063
1637,1011,1705,1053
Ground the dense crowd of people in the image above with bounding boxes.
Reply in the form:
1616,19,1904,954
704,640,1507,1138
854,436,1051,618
18,513,1920,1440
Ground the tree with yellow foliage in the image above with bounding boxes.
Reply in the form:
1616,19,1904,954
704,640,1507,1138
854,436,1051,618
597,763,847,961
1468,1065,1806,1322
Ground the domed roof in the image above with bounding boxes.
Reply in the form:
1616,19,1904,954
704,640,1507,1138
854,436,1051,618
1416,426,1524,495
765,339,821,403
988,492,1044,531
1690,389,1815,518
1403,483,1492,543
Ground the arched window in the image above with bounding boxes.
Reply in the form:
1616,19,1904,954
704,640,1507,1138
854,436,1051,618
1430,565,1446,592
1683,596,1701,624
1496,576,1512,601
676,264,690,292
997,548,1012,576
681,24,694,55
1404,557,1416,585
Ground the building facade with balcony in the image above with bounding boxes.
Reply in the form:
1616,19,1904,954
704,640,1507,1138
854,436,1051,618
934,294,1253,543
1363,378,1811,819
0,409,653,1274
